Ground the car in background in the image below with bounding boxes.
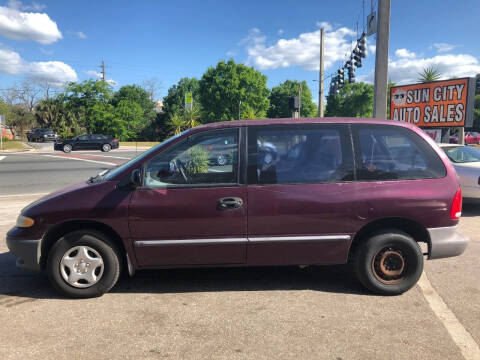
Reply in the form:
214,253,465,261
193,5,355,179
54,134,119,153
449,132,480,145
201,135,236,166
440,144,480,201
27,128,59,142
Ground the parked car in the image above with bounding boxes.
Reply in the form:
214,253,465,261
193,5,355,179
439,144,480,201
27,128,58,142
201,135,236,166
54,134,119,153
7,118,467,298
449,132,480,145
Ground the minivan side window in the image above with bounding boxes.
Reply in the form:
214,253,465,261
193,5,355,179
144,128,239,187
354,125,446,181
247,125,354,185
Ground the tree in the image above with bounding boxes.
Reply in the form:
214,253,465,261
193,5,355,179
6,104,35,138
268,80,316,118
142,77,162,101
168,113,185,135
182,104,201,129
325,82,373,117
418,66,442,83
163,77,200,119
199,59,269,122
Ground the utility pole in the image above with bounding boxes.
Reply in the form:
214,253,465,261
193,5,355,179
318,28,325,117
100,59,106,82
372,0,391,118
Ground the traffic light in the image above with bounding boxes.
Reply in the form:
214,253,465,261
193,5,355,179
348,67,355,83
357,34,367,58
338,69,344,85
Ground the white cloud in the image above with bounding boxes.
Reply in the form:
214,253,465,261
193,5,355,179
277,29,284,35
395,48,416,59
243,23,358,71
226,50,236,57
368,44,376,54
39,47,53,54
432,42,457,53
8,1,46,11
76,31,87,39
358,50,480,85
0,1,61,44
0,48,76,86
85,70,117,86
315,21,333,31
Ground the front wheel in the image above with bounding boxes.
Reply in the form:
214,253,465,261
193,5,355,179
63,144,72,153
354,230,423,295
102,143,111,152
47,230,121,298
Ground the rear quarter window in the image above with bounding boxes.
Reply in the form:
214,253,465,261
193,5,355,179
354,125,446,181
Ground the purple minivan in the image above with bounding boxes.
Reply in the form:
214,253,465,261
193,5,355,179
6,118,468,298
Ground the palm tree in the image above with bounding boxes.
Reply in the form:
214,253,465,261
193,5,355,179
168,113,184,135
418,66,442,83
182,104,201,129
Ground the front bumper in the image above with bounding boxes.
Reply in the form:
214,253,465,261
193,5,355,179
6,235,42,272
428,226,468,260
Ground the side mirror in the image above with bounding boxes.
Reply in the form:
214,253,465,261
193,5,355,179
130,169,142,187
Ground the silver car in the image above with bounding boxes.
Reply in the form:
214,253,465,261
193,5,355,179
440,144,480,201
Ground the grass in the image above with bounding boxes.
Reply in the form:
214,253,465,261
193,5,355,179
0,140,29,151
119,141,160,148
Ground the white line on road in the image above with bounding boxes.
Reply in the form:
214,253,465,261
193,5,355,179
42,154,117,166
418,271,480,360
0,156,5,161
83,154,130,160
0,192,49,198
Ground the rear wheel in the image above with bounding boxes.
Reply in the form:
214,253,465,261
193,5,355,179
47,230,121,298
354,230,423,295
102,143,111,152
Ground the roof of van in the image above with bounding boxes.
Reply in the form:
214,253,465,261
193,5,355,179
193,117,417,131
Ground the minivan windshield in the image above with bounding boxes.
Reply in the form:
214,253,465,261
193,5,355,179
103,129,190,181
443,145,480,163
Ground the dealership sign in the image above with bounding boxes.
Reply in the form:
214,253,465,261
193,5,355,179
390,78,475,127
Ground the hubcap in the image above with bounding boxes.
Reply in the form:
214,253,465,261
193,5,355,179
60,246,104,288
217,155,227,165
103,144,110,151
372,247,406,285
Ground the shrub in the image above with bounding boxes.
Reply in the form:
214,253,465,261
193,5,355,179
186,145,209,175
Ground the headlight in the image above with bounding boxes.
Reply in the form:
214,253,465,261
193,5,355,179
16,215,35,228
44,134,48,137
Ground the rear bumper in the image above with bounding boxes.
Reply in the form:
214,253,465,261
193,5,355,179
6,235,42,272
428,226,468,260
112,142,119,149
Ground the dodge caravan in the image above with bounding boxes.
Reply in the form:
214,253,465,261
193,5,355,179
6,118,468,298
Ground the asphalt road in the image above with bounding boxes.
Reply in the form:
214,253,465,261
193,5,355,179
1,145,480,359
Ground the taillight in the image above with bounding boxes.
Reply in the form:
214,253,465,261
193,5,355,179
450,188,462,220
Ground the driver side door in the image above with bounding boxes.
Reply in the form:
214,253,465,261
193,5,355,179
129,127,247,267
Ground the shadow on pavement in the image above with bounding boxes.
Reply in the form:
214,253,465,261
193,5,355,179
462,203,480,217
0,251,369,299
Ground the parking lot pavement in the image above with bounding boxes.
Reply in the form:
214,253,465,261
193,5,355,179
1,194,479,359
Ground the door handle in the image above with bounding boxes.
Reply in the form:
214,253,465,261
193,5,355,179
217,197,243,210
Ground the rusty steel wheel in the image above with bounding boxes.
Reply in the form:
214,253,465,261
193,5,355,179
354,229,423,295
371,247,406,285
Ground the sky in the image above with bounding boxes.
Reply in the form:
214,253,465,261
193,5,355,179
0,0,479,102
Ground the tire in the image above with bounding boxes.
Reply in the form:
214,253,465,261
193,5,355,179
47,229,121,298
63,144,72,153
102,143,111,152
354,229,423,295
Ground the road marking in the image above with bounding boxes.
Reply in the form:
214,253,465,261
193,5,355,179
84,154,131,160
0,192,49,198
0,156,5,161
42,154,117,166
418,271,480,360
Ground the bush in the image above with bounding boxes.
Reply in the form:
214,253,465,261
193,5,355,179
1,137,9,142
186,145,209,175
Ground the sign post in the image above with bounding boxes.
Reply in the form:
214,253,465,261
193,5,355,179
185,92,193,111
390,78,475,144
0,114,5,151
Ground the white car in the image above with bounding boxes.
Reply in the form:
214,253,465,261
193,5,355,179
439,144,480,201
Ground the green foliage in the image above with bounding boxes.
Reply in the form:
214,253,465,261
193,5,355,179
163,77,200,119
6,104,35,138
185,145,209,175
35,98,82,138
168,113,185,135
268,80,317,118
111,85,156,122
182,104,202,129
199,59,269,122
418,66,442,83
325,82,373,117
